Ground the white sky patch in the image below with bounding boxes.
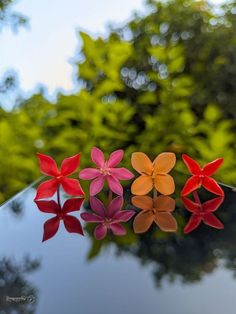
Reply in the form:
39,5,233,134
0,0,145,96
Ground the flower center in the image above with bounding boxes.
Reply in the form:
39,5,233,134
56,174,63,180
58,213,64,219
103,218,112,227
100,167,111,176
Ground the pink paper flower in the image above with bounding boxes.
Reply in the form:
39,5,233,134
79,147,134,196
81,196,135,240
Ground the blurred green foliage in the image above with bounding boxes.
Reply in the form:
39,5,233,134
1,0,236,203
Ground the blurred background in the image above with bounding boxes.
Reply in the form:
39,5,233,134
0,0,236,203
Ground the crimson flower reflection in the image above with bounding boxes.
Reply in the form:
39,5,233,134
35,197,84,241
81,196,135,240
182,191,224,234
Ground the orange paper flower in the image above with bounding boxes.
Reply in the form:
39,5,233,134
131,152,176,195
132,195,177,233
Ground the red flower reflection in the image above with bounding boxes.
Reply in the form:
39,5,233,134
35,198,84,241
35,153,85,200
182,191,224,234
181,154,224,196
81,196,135,240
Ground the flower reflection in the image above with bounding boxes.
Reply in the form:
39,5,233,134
182,191,224,234
81,196,135,240
35,197,84,241
132,195,177,233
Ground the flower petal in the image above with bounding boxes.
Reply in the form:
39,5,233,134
202,197,224,212
60,154,81,176
202,177,224,196
131,175,153,195
203,213,224,229
113,210,135,222
80,212,104,222
35,200,60,213
182,154,201,175
154,212,177,232
202,158,224,176
107,149,124,167
107,175,123,195
110,223,126,236
181,197,200,213
94,224,107,240
184,214,202,234
63,215,84,235
107,196,123,217
153,152,176,174
62,198,84,213
36,153,59,177
34,179,59,200
131,152,153,175
91,147,105,167
133,210,154,233
43,216,60,242
79,168,101,180
90,197,106,217
131,195,153,210
90,176,105,196
154,174,175,195
181,175,201,196
109,168,134,180
60,178,85,196
154,195,176,212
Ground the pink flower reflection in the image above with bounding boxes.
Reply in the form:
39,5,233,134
81,196,135,240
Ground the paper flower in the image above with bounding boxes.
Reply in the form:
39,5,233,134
79,147,134,196
131,152,176,195
181,154,224,196
35,198,84,241
35,153,85,200
183,191,224,233
80,196,135,240
132,195,177,233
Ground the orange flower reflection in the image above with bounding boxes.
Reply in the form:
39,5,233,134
131,152,176,195
132,195,178,233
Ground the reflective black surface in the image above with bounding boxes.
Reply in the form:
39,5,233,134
0,182,236,314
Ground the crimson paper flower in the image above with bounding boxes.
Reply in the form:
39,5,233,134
79,147,134,196
35,198,84,241
181,154,224,196
81,196,135,240
35,153,85,200
183,191,224,234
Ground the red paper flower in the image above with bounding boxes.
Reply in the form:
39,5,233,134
81,196,135,240
35,153,85,200
182,191,224,234
181,154,224,196
35,198,84,241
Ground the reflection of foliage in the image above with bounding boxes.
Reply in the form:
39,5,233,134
1,0,236,203
9,199,24,216
84,187,236,286
0,256,40,313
